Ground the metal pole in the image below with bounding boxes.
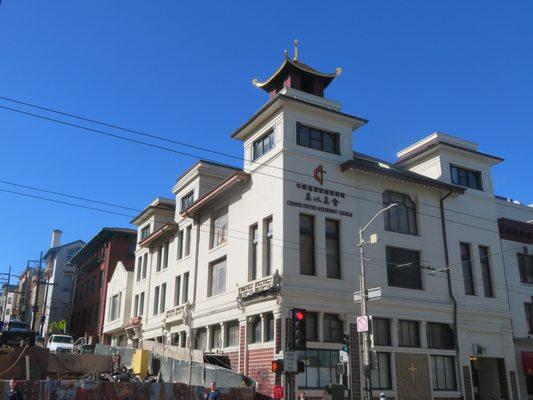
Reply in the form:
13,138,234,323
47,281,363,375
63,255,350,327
2,265,11,321
31,252,43,331
358,228,372,400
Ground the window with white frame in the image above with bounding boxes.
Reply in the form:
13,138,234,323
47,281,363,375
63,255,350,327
323,313,343,343
140,225,150,240
109,293,121,321
180,191,194,213
252,129,275,160
185,225,192,257
383,190,418,235
211,208,228,247
431,355,457,390
226,320,239,347
209,258,226,297
250,224,259,280
297,349,344,389
370,352,391,389
264,217,273,276
160,283,166,314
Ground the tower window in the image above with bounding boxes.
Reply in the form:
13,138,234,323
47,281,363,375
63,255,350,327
297,123,339,155
450,164,483,190
252,130,275,160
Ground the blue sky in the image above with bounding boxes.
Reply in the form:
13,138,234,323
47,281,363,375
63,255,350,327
0,1,531,278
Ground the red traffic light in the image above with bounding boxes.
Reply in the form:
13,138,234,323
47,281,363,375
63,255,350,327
295,311,305,321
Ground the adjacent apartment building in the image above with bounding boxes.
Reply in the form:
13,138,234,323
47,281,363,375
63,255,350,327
1,284,19,321
69,227,136,344
109,50,531,399
41,230,84,337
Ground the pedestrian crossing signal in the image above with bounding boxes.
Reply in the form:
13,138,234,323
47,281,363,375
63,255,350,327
272,360,284,373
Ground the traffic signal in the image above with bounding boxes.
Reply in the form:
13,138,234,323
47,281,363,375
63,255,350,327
342,332,350,353
297,360,305,373
291,308,307,351
272,360,284,373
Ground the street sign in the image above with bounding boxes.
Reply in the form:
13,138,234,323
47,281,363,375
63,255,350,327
284,350,297,372
354,287,382,303
273,385,284,399
357,316,369,332
339,350,349,363
274,352,283,360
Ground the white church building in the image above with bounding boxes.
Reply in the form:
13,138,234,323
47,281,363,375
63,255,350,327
113,48,533,400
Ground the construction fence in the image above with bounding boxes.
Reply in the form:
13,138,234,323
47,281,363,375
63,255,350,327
95,344,254,389
0,380,255,400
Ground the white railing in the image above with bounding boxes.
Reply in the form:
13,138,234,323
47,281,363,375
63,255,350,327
237,271,281,301
164,302,189,324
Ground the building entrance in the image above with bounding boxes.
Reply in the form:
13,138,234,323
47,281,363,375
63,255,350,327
471,357,505,400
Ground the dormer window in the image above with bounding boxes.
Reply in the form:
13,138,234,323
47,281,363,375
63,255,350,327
140,225,150,240
252,130,275,161
297,123,339,155
450,164,482,190
180,191,194,213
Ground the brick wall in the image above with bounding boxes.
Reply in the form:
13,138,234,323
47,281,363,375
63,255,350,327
349,323,361,400
509,370,518,400
462,365,473,400
497,358,510,400
225,351,238,372
248,347,276,396
275,318,282,385
239,325,246,373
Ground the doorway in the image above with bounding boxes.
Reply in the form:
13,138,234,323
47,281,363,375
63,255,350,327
471,357,504,400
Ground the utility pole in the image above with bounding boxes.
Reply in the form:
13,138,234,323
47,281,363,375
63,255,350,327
1,265,11,321
357,203,399,400
31,252,43,331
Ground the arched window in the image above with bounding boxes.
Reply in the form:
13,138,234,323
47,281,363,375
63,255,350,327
383,190,418,235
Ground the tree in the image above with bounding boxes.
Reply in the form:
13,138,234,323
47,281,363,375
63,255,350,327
50,319,67,334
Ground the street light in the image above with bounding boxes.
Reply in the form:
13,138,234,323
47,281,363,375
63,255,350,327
358,203,399,400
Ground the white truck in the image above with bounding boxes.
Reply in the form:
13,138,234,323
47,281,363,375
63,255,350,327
47,334,74,353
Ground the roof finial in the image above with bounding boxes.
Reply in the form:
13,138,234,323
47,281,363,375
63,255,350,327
293,39,299,61
284,49,288,59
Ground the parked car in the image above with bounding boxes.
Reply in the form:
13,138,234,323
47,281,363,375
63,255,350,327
73,337,95,354
48,334,74,353
0,319,36,347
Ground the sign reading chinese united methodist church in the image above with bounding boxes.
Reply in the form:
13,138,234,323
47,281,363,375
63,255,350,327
286,164,353,218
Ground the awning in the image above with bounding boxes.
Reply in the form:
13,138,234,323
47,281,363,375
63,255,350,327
521,352,533,375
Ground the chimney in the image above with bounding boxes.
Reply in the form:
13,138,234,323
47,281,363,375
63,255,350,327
51,229,62,248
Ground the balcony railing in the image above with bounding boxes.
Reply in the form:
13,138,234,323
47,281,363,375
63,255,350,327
237,271,281,303
164,302,190,325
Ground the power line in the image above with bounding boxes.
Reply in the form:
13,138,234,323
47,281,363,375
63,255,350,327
0,187,135,218
0,95,515,225
0,103,505,236
0,179,141,212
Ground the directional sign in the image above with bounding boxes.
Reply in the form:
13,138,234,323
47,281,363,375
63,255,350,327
339,350,349,363
284,351,298,372
354,287,382,303
357,316,369,332
273,385,284,399
274,352,283,360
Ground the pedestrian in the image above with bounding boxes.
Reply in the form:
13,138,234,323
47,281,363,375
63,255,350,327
204,382,220,400
298,392,306,400
8,379,23,400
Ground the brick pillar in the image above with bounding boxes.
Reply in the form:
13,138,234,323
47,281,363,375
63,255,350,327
462,365,474,400
275,318,282,385
497,358,510,400
285,317,295,400
509,370,519,400
349,323,361,400
239,325,246,373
